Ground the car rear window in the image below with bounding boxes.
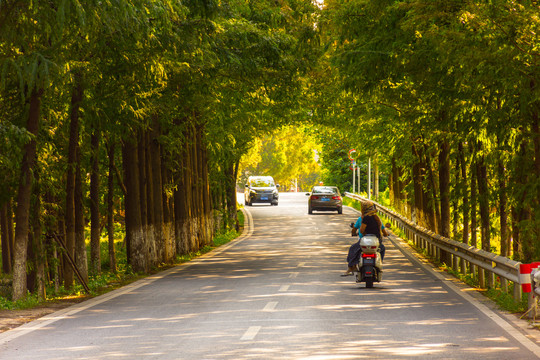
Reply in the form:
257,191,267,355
312,187,337,194
250,178,275,187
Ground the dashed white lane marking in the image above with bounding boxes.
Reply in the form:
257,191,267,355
241,326,261,341
279,285,290,292
263,301,278,312
289,272,299,278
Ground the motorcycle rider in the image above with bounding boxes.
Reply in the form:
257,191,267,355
342,200,388,276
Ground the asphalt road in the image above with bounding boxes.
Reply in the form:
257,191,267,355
1,192,540,359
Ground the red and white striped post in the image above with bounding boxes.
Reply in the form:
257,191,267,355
520,263,533,293
521,262,540,319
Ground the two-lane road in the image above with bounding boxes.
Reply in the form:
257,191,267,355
1,192,539,359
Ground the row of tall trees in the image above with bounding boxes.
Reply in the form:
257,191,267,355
0,1,319,300
317,0,539,262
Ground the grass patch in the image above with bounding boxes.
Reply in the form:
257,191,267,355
0,292,41,310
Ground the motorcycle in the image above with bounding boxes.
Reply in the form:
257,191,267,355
349,223,383,288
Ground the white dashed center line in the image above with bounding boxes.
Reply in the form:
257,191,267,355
263,301,278,311
241,326,261,341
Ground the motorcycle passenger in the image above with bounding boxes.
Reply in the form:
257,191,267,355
342,200,387,276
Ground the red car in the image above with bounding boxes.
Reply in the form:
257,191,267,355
306,186,343,214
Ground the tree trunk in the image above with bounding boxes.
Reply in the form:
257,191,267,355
512,137,532,261
1,201,13,274
476,141,490,252
90,129,101,274
497,136,509,257
150,123,166,263
161,165,175,262
122,138,147,272
107,142,117,273
458,143,469,245
452,155,460,239
174,127,192,255
374,158,380,201
511,206,521,260
75,152,88,283
412,144,424,226
195,127,207,247
438,139,451,265
391,158,400,210
191,126,201,251
32,172,46,301
423,145,440,233
201,133,213,243
438,140,451,238
470,150,478,249
12,87,42,300
64,73,83,289
225,160,238,231
143,131,157,267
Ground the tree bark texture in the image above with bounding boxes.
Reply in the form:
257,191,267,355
64,73,83,289
412,144,424,226
476,141,490,252
141,131,157,267
90,129,101,274
470,148,478,249
122,138,148,272
12,87,42,300
1,201,13,274
423,146,439,233
438,139,451,265
497,136,509,257
199,129,213,247
75,153,89,283
458,143,469,245
107,142,117,273
31,173,46,301
438,140,451,238
174,127,192,255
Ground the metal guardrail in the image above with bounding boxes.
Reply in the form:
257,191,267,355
345,192,523,301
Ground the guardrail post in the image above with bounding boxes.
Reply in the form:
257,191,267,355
501,278,508,293
487,271,495,288
452,254,458,272
513,281,522,303
479,268,486,288
528,293,538,319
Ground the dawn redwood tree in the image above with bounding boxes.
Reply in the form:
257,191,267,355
0,0,88,299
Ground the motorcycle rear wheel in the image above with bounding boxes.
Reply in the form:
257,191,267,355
365,278,374,288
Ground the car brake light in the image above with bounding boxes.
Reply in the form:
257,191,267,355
332,196,341,200
311,196,319,200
